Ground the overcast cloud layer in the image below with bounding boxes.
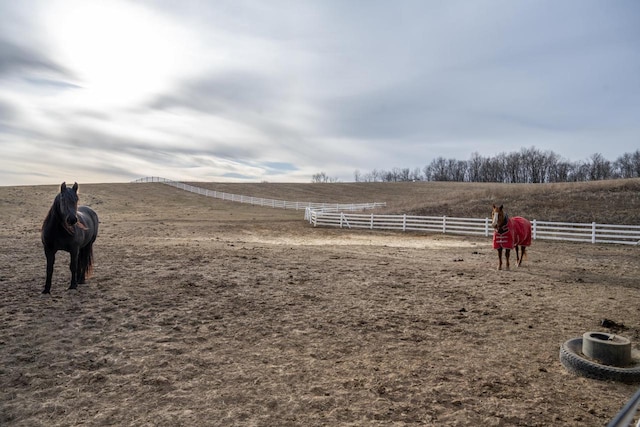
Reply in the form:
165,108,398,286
0,0,638,185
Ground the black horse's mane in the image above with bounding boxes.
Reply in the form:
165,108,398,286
42,193,74,235
42,194,59,230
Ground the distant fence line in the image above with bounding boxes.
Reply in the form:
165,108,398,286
134,176,640,246
132,176,386,212
305,209,640,246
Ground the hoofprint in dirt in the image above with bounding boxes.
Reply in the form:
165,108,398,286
1,183,640,426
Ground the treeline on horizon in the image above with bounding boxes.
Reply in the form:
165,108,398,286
350,147,640,184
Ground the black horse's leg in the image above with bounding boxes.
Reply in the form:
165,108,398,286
497,248,503,270
77,244,91,284
43,249,56,294
515,246,521,265
77,247,86,284
69,247,79,290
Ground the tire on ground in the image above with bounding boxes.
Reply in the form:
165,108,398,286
559,338,640,383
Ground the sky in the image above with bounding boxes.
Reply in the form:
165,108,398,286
0,0,639,185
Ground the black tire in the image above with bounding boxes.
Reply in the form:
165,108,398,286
560,338,640,383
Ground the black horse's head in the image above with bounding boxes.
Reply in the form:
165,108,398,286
57,182,80,230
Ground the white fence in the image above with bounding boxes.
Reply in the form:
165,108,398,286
132,176,386,212
134,176,640,246
306,209,640,246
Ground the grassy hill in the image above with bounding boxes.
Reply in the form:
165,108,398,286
5,178,639,226
187,178,640,224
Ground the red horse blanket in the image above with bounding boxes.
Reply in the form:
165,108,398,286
493,216,532,249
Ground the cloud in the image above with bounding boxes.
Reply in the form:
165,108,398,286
0,38,63,76
0,0,639,185
0,98,16,121
146,71,320,165
149,70,280,116
23,77,81,90
0,0,75,84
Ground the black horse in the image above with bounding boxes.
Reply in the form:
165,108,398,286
41,182,99,294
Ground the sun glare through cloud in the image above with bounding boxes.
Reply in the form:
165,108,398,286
43,0,196,108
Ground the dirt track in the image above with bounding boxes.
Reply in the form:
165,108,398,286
2,182,640,426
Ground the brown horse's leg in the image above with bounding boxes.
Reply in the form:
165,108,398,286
497,248,503,270
518,246,527,267
505,249,511,270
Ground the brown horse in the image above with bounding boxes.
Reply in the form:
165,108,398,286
491,204,532,270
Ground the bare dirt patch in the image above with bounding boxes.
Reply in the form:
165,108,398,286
1,182,640,426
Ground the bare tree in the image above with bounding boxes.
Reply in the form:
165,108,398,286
311,172,339,183
503,152,521,183
389,167,409,182
355,146,634,184
448,159,467,182
569,161,590,182
549,160,573,182
410,167,423,181
634,150,640,177
614,150,640,178
480,155,504,182
422,164,432,181
399,168,411,181
468,152,483,182
426,157,449,181
520,147,546,183
587,153,613,181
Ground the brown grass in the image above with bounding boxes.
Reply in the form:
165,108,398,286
1,179,640,426
190,178,640,224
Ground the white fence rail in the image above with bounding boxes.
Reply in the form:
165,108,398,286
133,176,386,212
134,176,640,246
306,209,640,246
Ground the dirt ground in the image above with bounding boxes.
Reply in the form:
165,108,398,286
1,182,640,426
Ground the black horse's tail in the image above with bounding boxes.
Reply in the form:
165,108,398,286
79,243,94,280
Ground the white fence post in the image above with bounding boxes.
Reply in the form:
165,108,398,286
340,212,351,228
133,177,640,246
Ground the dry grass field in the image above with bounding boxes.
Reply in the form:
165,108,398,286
1,178,640,426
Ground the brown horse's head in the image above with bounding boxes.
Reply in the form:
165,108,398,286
491,204,506,231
